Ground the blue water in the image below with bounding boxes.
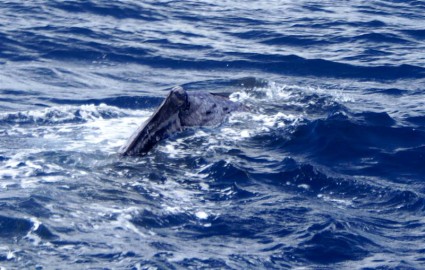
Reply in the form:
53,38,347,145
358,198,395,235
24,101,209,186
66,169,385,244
1,1,425,269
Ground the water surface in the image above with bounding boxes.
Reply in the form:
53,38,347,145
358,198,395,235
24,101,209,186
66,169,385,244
1,1,425,269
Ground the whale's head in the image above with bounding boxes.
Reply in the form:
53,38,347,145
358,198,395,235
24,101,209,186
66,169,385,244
169,86,188,108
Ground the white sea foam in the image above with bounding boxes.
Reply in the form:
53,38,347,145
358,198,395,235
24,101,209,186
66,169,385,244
153,83,308,159
317,193,353,208
0,104,154,191
195,211,208,220
0,104,130,125
1,84,309,166
0,246,17,262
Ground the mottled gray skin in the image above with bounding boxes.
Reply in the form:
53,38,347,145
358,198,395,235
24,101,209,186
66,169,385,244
120,86,243,156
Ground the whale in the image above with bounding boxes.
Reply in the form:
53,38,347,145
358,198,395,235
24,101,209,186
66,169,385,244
120,86,244,156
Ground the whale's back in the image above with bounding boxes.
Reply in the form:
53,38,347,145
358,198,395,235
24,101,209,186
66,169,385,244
121,87,243,156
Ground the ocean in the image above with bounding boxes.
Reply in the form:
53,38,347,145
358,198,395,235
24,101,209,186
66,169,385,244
0,1,424,269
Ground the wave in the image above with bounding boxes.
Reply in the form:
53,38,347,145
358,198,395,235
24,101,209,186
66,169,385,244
406,115,425,128
367,87,410,96
3,20,423,81
229,30,330,46
45,95,163,109
0,215,56,240
49,1,164,21
402,29,425,40
0,104,131,125
282,112,425,180
354,32,410,44
291,219,377,264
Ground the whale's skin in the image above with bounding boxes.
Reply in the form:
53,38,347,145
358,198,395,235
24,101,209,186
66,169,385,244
120,86,242,156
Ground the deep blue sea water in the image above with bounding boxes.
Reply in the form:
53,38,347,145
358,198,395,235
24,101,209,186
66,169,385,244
1,1,425,269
